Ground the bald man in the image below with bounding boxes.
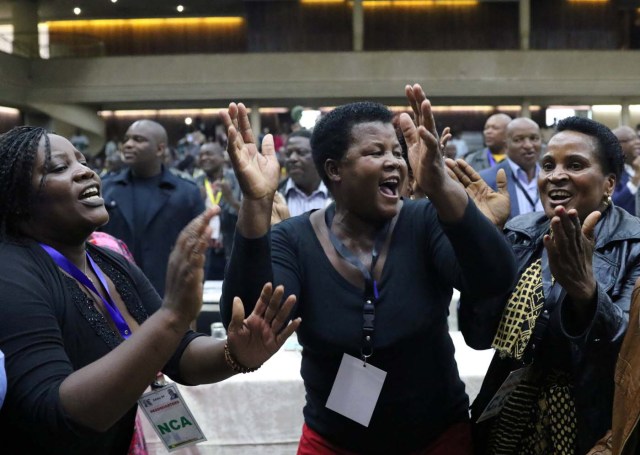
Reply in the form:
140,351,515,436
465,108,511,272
100,119,205,295
479,117,544,220
612,125,640,216
463,113,512,172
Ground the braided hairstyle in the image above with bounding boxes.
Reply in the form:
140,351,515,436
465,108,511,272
0,126,51,240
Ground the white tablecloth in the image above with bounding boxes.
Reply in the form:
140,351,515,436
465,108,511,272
141,331,493,455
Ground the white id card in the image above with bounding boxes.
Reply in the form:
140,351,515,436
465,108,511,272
326,353,387,427
476,366,530,423
209,214,221,240
138,383,207,452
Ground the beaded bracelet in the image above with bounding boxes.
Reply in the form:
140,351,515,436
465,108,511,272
224,341,261,374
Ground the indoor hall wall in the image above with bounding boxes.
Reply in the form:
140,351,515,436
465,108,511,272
245,1,352,52
38,1,640,57
531,0,621,49
47,19,247,56
364,3,518,51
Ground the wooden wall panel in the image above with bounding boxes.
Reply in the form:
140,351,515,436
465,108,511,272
364,3,519,50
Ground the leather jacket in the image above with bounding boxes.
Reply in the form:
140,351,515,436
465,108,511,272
587,284,640,455
466,206,640,454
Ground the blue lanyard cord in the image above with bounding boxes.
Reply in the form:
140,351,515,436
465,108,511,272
511,170,540,211
39,243,132,339
324,204,391,360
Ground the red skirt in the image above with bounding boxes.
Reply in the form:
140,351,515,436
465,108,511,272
297,421,472,455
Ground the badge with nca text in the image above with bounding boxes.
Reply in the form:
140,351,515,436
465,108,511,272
138,383,206,451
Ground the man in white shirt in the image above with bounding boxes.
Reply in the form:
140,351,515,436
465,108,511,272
278,129,331,217
612,125,640,215
479,117,543,220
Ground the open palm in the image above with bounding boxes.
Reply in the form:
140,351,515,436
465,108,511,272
446,158,510,228
220,103,280,200
227,283,300,370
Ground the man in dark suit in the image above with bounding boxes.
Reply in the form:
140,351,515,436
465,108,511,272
479,117,543,220
612,125,640,215
100,119,204,296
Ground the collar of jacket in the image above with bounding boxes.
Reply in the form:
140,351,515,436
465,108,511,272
505,205,640,250
111,165,178,189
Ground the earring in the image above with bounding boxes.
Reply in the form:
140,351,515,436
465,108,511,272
602,193,612,208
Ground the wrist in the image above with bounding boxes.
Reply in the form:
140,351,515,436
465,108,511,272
223,341,261,374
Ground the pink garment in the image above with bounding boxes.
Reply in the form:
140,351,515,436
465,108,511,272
88,231,135,263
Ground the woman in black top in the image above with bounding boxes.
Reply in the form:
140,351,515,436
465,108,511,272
0,127,300,454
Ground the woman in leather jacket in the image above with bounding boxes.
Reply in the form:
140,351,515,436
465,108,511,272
448,116,640,455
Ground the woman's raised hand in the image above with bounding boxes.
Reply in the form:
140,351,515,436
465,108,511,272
163,208,218,326
446,158,511,229
219,103,281,200
226,283,301,370
543,207,600,304
398,84,447,196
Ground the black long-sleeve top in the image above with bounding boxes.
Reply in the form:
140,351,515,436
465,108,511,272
221,198,517,454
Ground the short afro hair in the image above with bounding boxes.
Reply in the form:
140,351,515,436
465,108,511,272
311,102,394,185
555,116,623,181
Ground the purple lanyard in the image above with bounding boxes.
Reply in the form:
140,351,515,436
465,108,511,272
39,243,132,339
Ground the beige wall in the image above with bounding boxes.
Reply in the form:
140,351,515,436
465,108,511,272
8,50,640,109
2,49,640,140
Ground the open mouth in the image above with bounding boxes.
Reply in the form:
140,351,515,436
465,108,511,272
547,189,572,206
79,184,104,205
379,177,400,198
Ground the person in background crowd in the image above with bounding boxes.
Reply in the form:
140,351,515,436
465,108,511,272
612,125,640,215
196,141,241,278
277,129,332,217
0,126,300,454
219,84,517,454
479,117,544,221
463,113,512,172
447,116,640,454
100,119,204,296
70,128,90,153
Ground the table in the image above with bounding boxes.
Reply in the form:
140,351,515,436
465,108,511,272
141,331,494,455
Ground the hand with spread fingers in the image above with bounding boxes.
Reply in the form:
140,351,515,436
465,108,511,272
219,102,280,201
446,158,511,228
398,83,468,222
543,206,600,305
227,282,301,370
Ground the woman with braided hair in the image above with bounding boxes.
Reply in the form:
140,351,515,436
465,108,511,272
0,126,300,454
447,116,640,454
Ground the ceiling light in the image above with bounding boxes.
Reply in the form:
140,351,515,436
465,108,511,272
73,7,81,15
185,117,193,125
111,0,118,3
177,5,185,12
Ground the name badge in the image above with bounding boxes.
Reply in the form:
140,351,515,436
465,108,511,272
325,353,387,427
476,366,530,423
138,383,207,451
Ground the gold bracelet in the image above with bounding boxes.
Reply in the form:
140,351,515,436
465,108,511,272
224,341,260,374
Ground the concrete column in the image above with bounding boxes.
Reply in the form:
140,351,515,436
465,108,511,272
520,99,531,118
250,104,261,143
519,0,530,51
621,101,630,127
353,0,364,52
11,0,39,58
